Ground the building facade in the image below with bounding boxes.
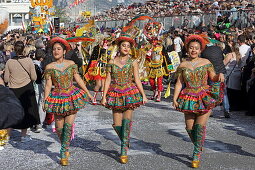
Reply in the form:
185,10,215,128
0,0,30,30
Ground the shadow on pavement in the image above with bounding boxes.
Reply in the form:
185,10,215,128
223,125,255,139
210,110,255,140
206,139,255,157
71,136,119,162
96,128,192,167
144,102,175,111
8,130,59,163
167,129,255,158
42,127,119,162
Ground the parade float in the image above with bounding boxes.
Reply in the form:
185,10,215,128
0,9,9,34
29,0,55,33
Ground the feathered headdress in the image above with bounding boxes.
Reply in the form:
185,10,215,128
122,15,154,32
143,22,162,40
116,15,155,47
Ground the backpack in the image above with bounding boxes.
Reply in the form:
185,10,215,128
34,64,43,84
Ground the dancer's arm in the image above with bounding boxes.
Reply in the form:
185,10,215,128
73,64,93,101
44,65,53,101
133,60,148,104
173,66,184,109
101,60,113,105
208,65,220,82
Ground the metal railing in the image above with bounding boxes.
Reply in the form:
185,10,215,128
66,9,255,29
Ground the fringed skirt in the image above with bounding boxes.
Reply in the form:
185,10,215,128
44,85,88,116
176,82,224,115
84,60,106,81
105,85,143,112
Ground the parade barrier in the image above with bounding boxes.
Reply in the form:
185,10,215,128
67,9,254,30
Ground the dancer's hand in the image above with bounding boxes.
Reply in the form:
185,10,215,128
142,95,148,105
88,94,94,102
218,73,225,82
172,100,179,109
42,102,46,112
101,97,106,106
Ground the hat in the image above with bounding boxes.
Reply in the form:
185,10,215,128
50,37,71,52
116,32,136,46
185,34,207,51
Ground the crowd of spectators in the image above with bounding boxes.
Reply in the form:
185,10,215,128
90,0,255,21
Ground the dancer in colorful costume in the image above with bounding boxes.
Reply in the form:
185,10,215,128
173,35,224,168
101,32,148,164
85,38,111,104
43,37,93,166
147,38,166,102
143,21,165,102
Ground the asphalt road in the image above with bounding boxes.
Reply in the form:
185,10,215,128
1,89,255,170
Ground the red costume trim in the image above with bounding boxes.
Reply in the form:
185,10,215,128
50,37,71,52
185,34,207,51
116,36,135,46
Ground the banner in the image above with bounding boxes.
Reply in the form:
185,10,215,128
167,51,180,73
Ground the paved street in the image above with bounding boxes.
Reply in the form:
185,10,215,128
1,89,255,170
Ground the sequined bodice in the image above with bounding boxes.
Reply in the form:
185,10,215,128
111,59,134,85
44,64,78,89
106,59,136,93
177,64,215,88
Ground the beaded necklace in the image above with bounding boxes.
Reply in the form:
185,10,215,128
55,62,65,69
188,58,200,68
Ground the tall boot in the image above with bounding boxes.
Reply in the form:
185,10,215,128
113,122,132,148
92,91,98,105
56,127,70,158
120,119,132,164
186,127,206,151
191,124,206,168
112,124,122,141
60,123,72,166
186,128,194,144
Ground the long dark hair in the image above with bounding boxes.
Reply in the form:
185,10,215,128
14,41,25,56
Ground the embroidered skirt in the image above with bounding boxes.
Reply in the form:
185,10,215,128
105,85,143,112
44,86,88,116
176,82,224,115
